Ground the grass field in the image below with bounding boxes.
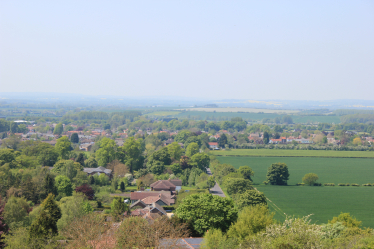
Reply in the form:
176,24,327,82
146,111,181,116
216,156,374,227
216,156,374,184
177,107,299,114
211,149,374,158
257,185,374,228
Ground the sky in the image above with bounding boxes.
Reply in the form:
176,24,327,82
1,1,374,101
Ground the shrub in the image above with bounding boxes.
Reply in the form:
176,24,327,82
302,173,319,186
296,183,305,186
363,183,372,186
338,183,346,186
324,183,335,186
313,183,322,186
351,183,359,187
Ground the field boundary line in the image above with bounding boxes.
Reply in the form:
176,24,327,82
254,187,287,219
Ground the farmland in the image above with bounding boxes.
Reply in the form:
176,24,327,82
216,156,374,227
211,149,374,158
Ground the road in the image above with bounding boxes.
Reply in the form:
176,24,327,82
207,168,226,197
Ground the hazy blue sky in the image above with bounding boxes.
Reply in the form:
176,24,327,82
1,1,373,100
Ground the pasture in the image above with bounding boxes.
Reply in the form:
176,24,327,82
216,156,374,227
177,107,299,114
211,149,374,158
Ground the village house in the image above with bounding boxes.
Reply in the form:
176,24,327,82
208,142,219,150
150,180,177,191
83,166,112,179
130,191,175,205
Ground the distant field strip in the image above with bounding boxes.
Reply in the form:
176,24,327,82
211,149,374,158
176,107,299,114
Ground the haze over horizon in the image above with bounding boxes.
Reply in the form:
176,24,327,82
1,1,374,101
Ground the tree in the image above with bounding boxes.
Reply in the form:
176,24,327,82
189,153,210,171
39,174,57,201
0,196,7,249
120,181,125,192
52,160,82,181
117,137,144,172
167,142,184,161
29,194,62,238
225,178,253,196
322,136,328,144
85,157,98,168
37,144,59,166
282,115,293,124
233,190,267,210
207,176,215,189
353,137,362,145
95,137,117,166
175,193,238,236
55,136,71,159
263,131,269,144
55,175,73,197
302,173,319,186
174,130,192,144
75,184,95,200
137,180,145,190
227,205,274,242
70,133,79,143
76,153,85,167
53,123,63,135
266,163,289,185
186,142,199,157
3,197,30,230
218,134,227,148
111,197,128,221
146,147,171,168
149,161,165,175
238,166,254,181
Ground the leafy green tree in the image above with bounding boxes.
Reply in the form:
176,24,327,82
0,196,7,248
55,175,73,197
218,134,227,148
55,136,71,160
186,142,199,157
174,130,192,144
39,174,57,201
176,193,237,236
53,123,63,135
208,176,215,189
76,153,85,167
10,122,18,134
282,115,293,124
95,138,117,166
302,173,319,186
37,144,59,166
111,197,128,221
85,157,98,168
189,153,210,171
4,197,30,229
149,161,165,175
137,180,145,190
322,136,328,144
329,212,361,228
225,178,253,196
0,149,17,168
238,166,254,181
167,142,184,161
266,163,290,185
146,147,171,168
227,205,274,241
52,160,82,181
20,177,39,203
29,194,62,238
184,136,202,148
170,163,182,175
263,131,270,144
206,122,220,132
117,137,144,172
233,190,267,210
70,133,79,143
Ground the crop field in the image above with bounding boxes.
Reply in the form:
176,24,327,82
216,156,374,227
211,149,374,158
257,185,374,228
145,111,181,116
177,107,299,114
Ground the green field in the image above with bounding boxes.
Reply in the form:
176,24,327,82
257,185,374,228
216,156,374,227
212,149,374,158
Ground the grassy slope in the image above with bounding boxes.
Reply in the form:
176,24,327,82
211,149,374,158
217,156,374,228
